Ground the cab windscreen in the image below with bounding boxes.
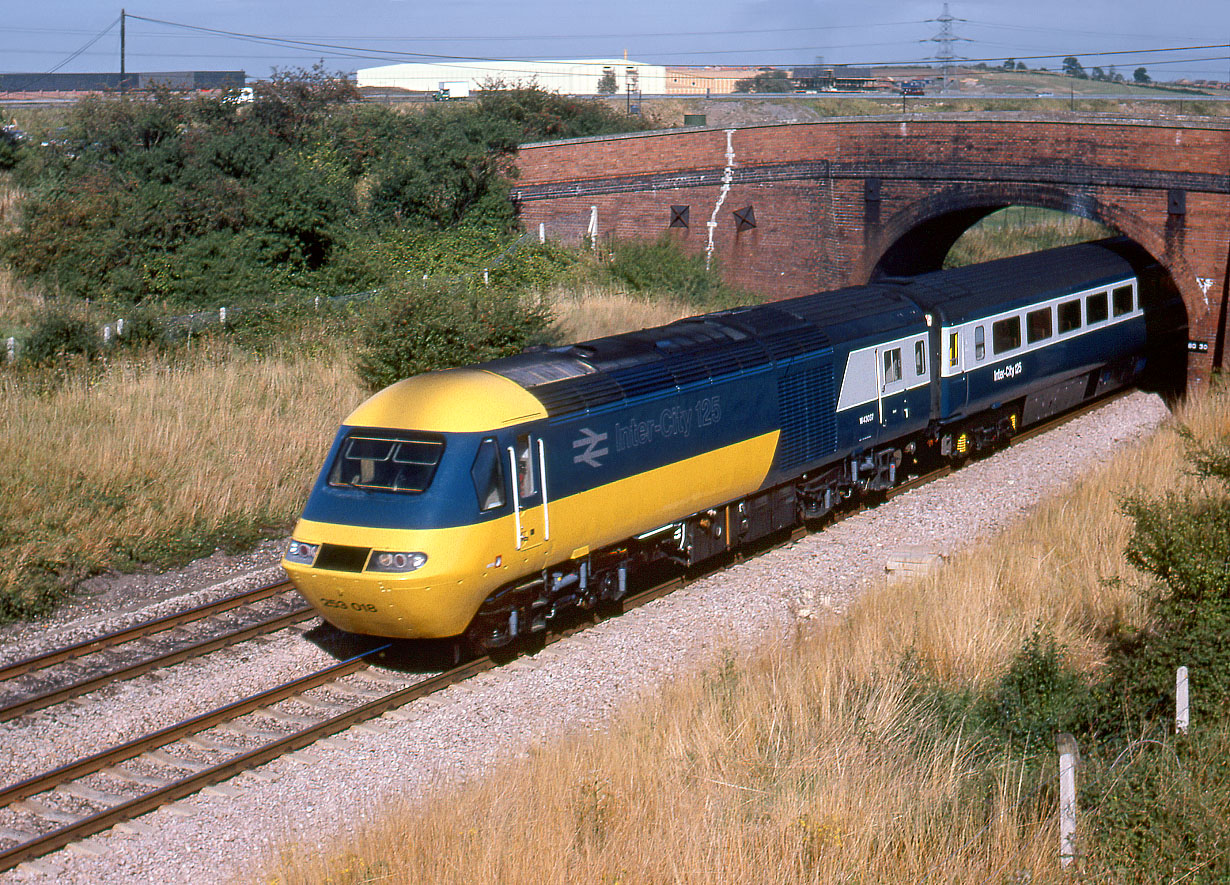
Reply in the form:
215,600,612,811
328,432,444,493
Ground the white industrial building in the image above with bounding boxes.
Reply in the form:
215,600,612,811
356,59,666,96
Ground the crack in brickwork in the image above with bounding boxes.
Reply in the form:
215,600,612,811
705,129,737,270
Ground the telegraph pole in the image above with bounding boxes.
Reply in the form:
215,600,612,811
119,8,126,95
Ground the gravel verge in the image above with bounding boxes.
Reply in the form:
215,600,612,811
1,391,1171,883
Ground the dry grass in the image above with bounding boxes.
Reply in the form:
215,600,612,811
0,343,365,611
947,208,1115,267
549,283,698,341
264,389,1230,885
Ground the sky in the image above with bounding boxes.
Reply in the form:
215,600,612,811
2,1,1228,83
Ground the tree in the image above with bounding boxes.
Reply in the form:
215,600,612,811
597,69,618,95
1134,67,1152,84
1091,66,1107,81
1016,61,1027,71
733,70,791,93
1002,58,1016,71
1062,56,1087,79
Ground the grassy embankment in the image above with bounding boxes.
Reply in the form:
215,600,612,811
263,361,1229,885
0,210,1107,623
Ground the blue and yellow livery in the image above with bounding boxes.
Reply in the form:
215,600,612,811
283,238,1181,649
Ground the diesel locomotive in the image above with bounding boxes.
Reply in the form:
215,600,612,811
283,238,1176,650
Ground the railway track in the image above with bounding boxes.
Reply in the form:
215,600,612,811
0,390,1134,873
0,581,312,725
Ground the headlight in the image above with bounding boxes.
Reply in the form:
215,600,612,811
285,540,320,565
368,551,428,573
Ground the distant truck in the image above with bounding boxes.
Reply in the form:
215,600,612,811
434,81,470,101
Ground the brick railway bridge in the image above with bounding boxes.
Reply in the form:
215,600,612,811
511,115,1230,391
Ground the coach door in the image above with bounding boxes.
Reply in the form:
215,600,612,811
876,343,910,430
944,328,968,414
506,433,549,563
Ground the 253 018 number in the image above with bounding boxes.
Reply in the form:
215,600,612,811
322,598,378,613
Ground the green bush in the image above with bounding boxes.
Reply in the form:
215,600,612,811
354,282,553,391
607,236,749,308
1094,432,1230,730
21,311,99,365
1082,725,1230,883
986,626,1090,749
474,83,656,141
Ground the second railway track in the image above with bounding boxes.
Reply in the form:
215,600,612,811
0,581,311,724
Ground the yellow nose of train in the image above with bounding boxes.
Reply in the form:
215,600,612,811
283,369,552,639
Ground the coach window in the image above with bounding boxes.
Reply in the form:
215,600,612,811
1112,285,1134,317
948,332,959,369
1026,307,1053,344
1058,300,1081,334
883,348,902,384
974,326,986,361
914,340,927,376
992,316,1022,354
471,439,507,512
1086,291,1109,324
515,434,535,498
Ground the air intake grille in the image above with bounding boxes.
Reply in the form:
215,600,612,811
775,364,837,470
314,544,371,573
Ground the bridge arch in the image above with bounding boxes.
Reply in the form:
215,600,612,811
865,184,1193,396
513,116,1230,390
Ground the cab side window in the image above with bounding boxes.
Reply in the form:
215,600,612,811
515,434,535,498
914,340,926,376
471,439,506,511
974,326,986,361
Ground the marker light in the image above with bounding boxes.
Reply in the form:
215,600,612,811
368,551,428,573
284,540,320,565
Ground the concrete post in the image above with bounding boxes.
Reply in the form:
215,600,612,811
1057,732,1078,868
1176,666,1189,735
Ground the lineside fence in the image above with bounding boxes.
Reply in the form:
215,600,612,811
2,223,580,364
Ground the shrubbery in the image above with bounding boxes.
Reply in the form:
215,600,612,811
20,312,99,365
354,282,553,391
1,75,656,313
607,236,749,309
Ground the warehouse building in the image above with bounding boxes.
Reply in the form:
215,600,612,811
357,60,666,96
664,66,763,95
0,71,245,93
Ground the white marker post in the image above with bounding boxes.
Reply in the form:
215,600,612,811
219,307,227,326
5,337,15,363
1058,733,1078,868
538,222,545,243
1176,666,1189,735
587,205,598,249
